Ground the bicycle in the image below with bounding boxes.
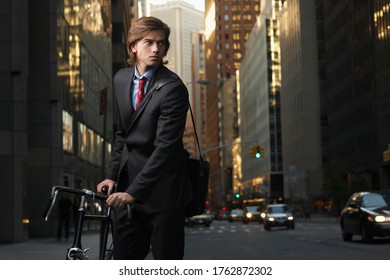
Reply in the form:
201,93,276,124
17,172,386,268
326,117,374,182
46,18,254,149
42,186,113,260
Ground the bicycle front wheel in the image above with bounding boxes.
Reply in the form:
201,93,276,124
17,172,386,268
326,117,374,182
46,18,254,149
68,251,87,260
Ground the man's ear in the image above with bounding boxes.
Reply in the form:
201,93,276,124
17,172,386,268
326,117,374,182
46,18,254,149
130,42,137,54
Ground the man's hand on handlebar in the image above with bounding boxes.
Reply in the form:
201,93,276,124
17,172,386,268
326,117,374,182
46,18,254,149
97,179,116,195
97,179,135,208
106,192,135,209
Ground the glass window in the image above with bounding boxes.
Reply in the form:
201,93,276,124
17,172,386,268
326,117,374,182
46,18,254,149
362,193,387,208
78,122,104,166
62,110,73,153
78,122,87,161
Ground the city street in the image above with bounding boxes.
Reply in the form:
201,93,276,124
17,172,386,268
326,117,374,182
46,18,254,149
184,218,390,260
1,215,390,260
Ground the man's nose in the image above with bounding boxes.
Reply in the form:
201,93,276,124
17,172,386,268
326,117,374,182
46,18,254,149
152,43,160,52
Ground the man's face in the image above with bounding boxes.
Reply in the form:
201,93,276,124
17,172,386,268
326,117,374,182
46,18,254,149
131,30,167,75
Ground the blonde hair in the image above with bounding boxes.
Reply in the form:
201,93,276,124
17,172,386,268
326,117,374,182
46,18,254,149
126,16,171,65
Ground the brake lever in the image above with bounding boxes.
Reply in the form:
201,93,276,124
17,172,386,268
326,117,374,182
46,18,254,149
42,189,59,221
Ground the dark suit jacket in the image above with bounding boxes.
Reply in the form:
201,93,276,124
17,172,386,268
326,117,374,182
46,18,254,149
106,64,192,213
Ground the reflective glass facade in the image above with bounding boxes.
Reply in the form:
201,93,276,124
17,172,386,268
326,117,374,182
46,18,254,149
373,1,390,152
57,0,113,188
325,0,390,190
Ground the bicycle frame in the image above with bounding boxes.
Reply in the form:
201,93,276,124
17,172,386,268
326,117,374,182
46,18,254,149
42,186,112,260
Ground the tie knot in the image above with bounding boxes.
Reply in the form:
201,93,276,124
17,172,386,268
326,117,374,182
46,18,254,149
139,77,147,88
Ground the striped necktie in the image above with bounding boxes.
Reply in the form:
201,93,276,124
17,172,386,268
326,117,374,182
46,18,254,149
135,77,147,110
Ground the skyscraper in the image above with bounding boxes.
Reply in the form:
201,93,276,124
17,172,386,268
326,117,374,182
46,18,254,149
214,0,261,79
205,0,260,207
324,0,390,198
279,0,323,201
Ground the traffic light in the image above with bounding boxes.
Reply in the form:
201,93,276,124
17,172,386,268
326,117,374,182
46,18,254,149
255,145,265,159
235,193,241,199
250,145,258,158
250,145,265,159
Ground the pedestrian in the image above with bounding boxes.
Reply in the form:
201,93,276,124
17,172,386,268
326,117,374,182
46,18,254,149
96,16,192,260
72,196,81,232
57,192,72,241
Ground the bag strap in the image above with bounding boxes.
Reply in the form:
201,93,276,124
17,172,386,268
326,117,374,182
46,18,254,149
187,100,204,162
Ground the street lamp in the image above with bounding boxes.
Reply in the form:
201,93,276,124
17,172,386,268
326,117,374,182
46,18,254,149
195,79,209,86
185,79,210,87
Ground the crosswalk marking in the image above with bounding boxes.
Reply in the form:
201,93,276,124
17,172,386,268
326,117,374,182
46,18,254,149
186,222,339,235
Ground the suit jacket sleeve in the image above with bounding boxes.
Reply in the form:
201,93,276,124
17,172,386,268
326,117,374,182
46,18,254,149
106,77,126,181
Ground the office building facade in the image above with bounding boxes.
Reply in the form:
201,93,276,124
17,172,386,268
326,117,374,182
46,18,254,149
279,0,324,203
324,0,390,205
238,0,283,203
0,0,135,241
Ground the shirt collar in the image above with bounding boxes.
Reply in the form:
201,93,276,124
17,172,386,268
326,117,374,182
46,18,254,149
134,65,158,81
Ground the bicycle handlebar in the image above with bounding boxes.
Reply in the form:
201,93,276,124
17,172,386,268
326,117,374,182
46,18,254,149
42,186,108,221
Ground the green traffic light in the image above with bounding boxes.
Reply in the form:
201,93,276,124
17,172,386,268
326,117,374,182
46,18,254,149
235,193,240,199
255,152,261,159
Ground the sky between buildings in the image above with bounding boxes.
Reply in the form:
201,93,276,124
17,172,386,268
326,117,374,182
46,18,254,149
148,0,205,12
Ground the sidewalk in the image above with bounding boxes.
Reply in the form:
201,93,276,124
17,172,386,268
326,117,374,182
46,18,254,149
0,231,103,260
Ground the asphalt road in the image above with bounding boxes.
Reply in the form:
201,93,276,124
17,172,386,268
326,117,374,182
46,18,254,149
184,219,390,259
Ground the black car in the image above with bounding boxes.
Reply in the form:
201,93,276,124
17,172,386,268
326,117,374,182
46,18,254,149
263,204,294,230
340,191,390,242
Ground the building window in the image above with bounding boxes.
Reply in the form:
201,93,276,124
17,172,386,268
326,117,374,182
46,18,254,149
78,122,88,161
62,110,73,153
78,122,103,166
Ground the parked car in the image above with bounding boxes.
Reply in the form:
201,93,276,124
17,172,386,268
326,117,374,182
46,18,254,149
242,206,262,224
263,204,294,230
228,209,244,222
186,212,212,227
340,191,390,242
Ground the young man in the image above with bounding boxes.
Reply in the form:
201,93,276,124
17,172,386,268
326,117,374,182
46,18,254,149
96,16,192,259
